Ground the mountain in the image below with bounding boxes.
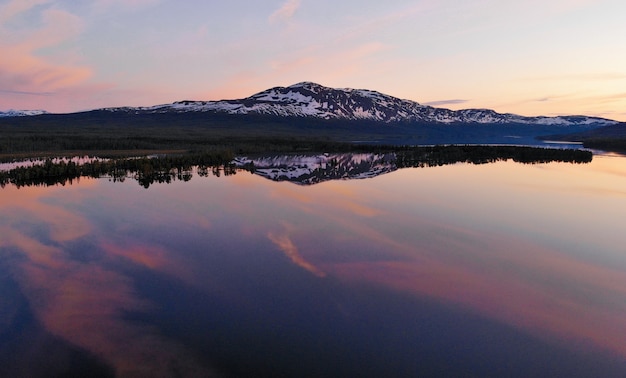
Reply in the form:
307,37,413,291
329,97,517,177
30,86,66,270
4,82,617,127
0,109,48,117
3,82,620,151
107,82,617,127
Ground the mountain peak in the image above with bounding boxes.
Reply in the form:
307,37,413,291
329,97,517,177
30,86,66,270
287,81,324,89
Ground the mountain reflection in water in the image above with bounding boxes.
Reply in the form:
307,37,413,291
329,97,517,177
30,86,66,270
232,153,398,185
233,146,592,185
1,151,625,377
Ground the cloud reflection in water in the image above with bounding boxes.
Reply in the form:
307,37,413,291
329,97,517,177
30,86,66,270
268,228,327,278
0,183,217,377
247,155,626,360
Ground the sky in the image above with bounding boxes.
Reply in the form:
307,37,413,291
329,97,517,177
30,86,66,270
1,0,625,121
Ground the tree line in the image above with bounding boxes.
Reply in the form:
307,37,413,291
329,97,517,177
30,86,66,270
393,145,592,168
0,150,236,188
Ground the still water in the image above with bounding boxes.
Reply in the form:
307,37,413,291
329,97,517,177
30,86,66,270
1,153,625,377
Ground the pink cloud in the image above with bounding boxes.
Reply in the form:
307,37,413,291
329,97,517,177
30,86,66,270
269,0,301,24
93,0,160,12
0,49,92,91
0,5,100,111
0,9,90,87
200,40,393,101
0,0,51,24
0,0,183,113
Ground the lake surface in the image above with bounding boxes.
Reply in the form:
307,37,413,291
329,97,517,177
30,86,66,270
1,153,625,377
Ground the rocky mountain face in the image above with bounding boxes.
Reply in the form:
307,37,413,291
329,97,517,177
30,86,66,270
112,82,615,126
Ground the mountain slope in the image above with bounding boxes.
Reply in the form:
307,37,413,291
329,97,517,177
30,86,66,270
110,82,616,126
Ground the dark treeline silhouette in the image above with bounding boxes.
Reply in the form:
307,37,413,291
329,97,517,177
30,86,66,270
0,112,400,156
582,138,626,153
394,145,592,168
542,122,626,153
1,151,236,189
0,145,592,189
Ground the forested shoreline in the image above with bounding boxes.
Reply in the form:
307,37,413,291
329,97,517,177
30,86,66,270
3,111,625,158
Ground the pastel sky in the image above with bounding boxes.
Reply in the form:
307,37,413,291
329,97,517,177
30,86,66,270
1,0,625,120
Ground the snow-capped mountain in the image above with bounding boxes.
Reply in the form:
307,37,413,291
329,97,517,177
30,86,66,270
110,82,616,126
0,109,48,117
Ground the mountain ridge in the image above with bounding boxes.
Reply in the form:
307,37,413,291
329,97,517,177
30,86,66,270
104,81,616,127
2,82,617,128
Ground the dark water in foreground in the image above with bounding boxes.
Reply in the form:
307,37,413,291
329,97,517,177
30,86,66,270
1,153,625,377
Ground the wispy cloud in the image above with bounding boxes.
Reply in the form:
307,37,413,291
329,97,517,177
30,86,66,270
335,2,433,44
0,0,51,23
264,41,390,84
595,92,626,101
0,89,54,96
269,0,301,24
423,99,469,107
0,5,90,87
94,0,160,12
0,3,98,111
522,72,626,82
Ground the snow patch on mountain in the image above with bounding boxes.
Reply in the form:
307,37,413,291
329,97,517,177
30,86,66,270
0,109,48,117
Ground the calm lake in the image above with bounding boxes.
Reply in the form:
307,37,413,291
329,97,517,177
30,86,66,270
1,152,625,377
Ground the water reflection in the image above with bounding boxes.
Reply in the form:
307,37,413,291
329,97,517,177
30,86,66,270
233,153,398,185
1,146,592,188
1,154,625,376
0,183,215,377
268,229,327,277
